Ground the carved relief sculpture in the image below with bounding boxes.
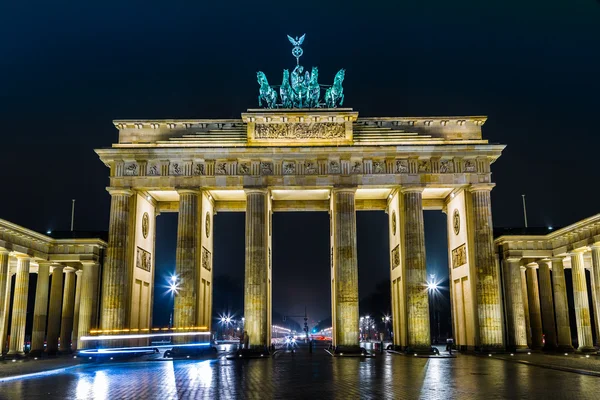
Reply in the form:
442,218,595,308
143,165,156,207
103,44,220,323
452,244,467,268
124,163,138,176
304,161,317,174
439,160,453,173
283,161,296,174
373,161,384,174
202,247,212,271
351,161,362,173
142,212,149,239
391,245,400,269
464,160,476,172
205,212,211,238
329,160,340,173
193,163,205,176
418,160,431,173
255,122,345,139
171,163,182,175
453,209,460,235
395,160,408,173
216,163,227,175
136,247,152,272
148,164,159,176
238,163,250,175
260,162,273,175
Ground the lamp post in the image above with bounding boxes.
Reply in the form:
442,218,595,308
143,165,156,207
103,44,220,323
427,274,439,344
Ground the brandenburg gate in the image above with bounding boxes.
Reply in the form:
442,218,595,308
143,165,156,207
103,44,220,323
94,34,506,354
95,108,506,354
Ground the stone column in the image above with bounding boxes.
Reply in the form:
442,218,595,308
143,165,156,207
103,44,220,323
331,187,360,353
46,265,64,354
504,258,528,350
77,262,100,349
59,267,76,352
402,187,431,351
590,245,600,347
244,188,270,351
469,184,504,350
0,249,10,353
101,188,133,332
174,189,199,338
71,270,83,351
8,256,30,355
569,250,595,351
537,259,557,350
30,262,51,355
550,257,574,351
525,262,543,350
520,266,532,348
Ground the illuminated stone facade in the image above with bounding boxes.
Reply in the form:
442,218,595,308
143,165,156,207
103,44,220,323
0,220,106,355
96,108,505,353
496,215,600,352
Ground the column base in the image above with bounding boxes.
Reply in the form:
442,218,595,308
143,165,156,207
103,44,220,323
333,345,364,356
28,349,45,357
556,344,575,353
577,345,597,353
542,343,558,351
233,347,270,359
5,351,26,359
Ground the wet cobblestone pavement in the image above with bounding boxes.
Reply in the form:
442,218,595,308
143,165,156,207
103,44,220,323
1,349,600,399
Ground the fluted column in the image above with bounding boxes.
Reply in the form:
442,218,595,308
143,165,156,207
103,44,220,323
31,262,51,355
71,270,83,351
525,262,543,350
570,250,595,351
504,258,528,350
77,262,99,349
537,259,557,350
174,189,199,339
0,249,10,353
469,185,504,350
550,257,574,351
59,267,76,352
101,188,134,333
590,245,600,347
8,256,30,355
244,188,270,350
520,266,532,348
402,187,430,351
46,265,64,354
331,187,360,352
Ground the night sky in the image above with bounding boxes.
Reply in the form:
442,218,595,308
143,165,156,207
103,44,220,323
1,2,599,329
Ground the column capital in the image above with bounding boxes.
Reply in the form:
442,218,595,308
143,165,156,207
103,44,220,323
469,183,496,192
505,256,522,263
550,256,566,263
243,187,269,195
80,261,100,268
526,262,538,269
591,243,600,251
50,265,65,274
400,185,424,194
569,248,588,256
0,247,9,255
63,266,76,273
106,187,134,196
331,185,357,194
75,270,83,277
14,253,31,260
176,188,200,195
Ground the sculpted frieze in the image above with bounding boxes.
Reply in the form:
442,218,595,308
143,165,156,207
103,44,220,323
260,161,273,175
464,160,476,173
351,161,362,173
439,160,453,173
238,162,250,175
124,162,138,176
418,160,431,173
329,160,340,174
193,163,205,176
216,162,227,175
395,160,408,173
304,161,317,174
202,247,212,271
170,163,183,176
254,122,345,139
147,164,160,176
373,161,384,174
283,161,296,175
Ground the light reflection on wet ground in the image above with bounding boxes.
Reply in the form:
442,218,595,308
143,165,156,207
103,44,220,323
1,350,600,399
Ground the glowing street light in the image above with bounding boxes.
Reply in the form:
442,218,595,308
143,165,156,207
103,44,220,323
168,275,179,294
427,282,438,291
